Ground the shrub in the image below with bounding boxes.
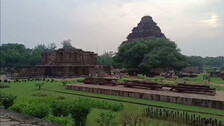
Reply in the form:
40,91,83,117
137,74,146,79
51,101,73,117
118,78,131,84
96,112,117,126
10,100,50,118
32,92,48,97
70,103,90,126
0,83,10,88
35,82,44,90
119,110,150,126
4,79,8,83
61,80,68,86
172,76,178,80
46,114,74,126
10,100,29,112
76,78,84,83
23,103,50,118
10,99,52,118
0,93,17,109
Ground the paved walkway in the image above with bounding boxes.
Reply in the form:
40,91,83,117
0,109,60,126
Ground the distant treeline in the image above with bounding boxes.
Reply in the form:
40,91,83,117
186,56,224,68
0,40,73,68
0,43,223,69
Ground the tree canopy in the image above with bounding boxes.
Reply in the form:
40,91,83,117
0,43,56,68
113,38,186,70
98,51,114,66
61,39,73,49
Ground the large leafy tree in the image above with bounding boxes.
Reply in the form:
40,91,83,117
113,38,186,70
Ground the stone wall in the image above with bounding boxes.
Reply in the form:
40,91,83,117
66,84,224,110
41,48,97,66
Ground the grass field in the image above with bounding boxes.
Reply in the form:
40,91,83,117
1,80,224,125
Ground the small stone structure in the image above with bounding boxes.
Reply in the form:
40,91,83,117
66,84,224,110
15,48,111,78
0,109,61,126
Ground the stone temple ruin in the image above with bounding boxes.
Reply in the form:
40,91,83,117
124,15,165,44
16,48,110,78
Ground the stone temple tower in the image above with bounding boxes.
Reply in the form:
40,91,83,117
126,16,166,41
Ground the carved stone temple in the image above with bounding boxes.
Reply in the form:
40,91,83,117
16,48,110,78
122,16,166,44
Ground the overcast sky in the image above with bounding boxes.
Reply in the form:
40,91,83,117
1,0,224,57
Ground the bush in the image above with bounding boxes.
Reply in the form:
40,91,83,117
0,83,10,88
51,101,73,117
10,99,51,118
51,100,90,126
70,103,90,126
10,101,29,112
119,110,150,126
96,112,117,126
35,82,44,90
46,114,74,126
137,74,146,79
61,80,68,86
23,103,50,118
0,93,17,109
76,78,84,83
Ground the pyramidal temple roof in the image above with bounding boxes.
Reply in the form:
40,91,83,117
126,16,166,41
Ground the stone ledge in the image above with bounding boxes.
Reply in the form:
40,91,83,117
0,109,61,126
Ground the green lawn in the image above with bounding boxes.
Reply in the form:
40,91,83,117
1,80,224,125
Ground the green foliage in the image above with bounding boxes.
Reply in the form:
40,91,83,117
46,114,74,126
0,43,57,68
0,83,10,88
95,112,117,126
75,98,124,112
98,51,114,66
119,110,150,126
70,103,90,126
61,39,73,49
113,38,186,71
137,74,146,79
144,106,224,126
118,78,131,83
186,56,224,68
0,93,17,109
51,100,73,117
35,82,44,90
76,78,84,83
10,100,51,118
32,91,48,97
23,102,51,118
61,80,68,86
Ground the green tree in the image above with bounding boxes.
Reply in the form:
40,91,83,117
186,56,204,67
98,51,114,66
61,39,73,49
113,37,186,71
35,82,44,90
47,42,57,52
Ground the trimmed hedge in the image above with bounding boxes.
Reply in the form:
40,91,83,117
0,93,16,109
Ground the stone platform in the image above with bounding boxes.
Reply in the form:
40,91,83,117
66,84,224,109
0,109,61,126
